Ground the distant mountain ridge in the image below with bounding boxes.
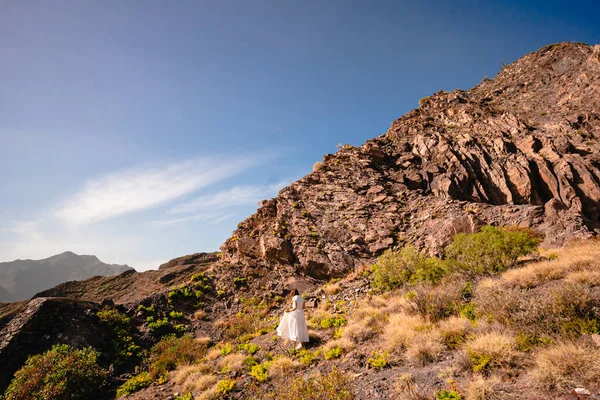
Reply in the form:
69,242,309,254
0,251,133,302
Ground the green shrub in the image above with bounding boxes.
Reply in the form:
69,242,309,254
250,363,269,382
238,342,260,355
372,246,447,290
148,318,169,333
445,226,540,276
148,334,207,379
291,349,316,366
310,315,347,330
168,284,194,301
435,381,463,400
436,389,463,400
96,308,140,364
233,277,247,287
367,351,389,369
116,372,152,397
515,332,552,352
244,356,259,368
459,303,477,321
191,273,212,292
216,378,236,394
169,311,184,320
220,342,233,355
325,346,342,360
137,304,155,315
3,344,106,400
174,393,193,400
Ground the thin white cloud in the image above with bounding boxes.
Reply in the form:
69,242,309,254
169,181,288,215
55,156,264,225
151,212,236,227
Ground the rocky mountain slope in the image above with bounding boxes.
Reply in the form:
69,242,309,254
222,42,600,279
1,42,600,399
0,251,134,302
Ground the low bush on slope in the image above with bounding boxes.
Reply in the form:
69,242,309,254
3,344,106,400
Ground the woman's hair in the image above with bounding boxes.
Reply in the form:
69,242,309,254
291,288,299,297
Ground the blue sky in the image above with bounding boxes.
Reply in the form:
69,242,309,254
1,0,599,270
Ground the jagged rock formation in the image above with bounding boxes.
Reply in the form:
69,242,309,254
221,42,600,278
0,251,133,302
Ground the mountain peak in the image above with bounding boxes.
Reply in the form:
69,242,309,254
0,252,133,302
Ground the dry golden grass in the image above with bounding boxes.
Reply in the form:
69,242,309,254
438,316,473,349
338,294,408,345
476,279,596,337
367,294,409,312
182,373,218,394
502,240,600,288
464,331,519,373
194,309,208,320
382,312,423,351
565,269,600,285
341,319,377,343
205,348,221,361
406,279,466,322
465,375,510,400
323,282,341,295
268,356,303,379
195,384,219,400
217,353,246,373
531,341,600,392
172,365,202,385
405,330,445,366
392,373,428,400
342,306,388,343
323,337,354,353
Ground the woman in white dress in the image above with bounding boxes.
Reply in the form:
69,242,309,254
276,289,309,349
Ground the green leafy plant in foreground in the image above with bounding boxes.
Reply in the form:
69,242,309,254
3,344,106,400
367,351,389,369
250,363,270,382
325,346,342,360
116,372,152,397
435,380,463,400
217,378,236,394
238,342,260,355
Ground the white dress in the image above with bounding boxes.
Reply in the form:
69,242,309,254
276,295,309,343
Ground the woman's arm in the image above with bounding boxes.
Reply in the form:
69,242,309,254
287,300,297,312
302,300,306,310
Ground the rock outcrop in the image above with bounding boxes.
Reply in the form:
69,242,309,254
221,43,600,278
